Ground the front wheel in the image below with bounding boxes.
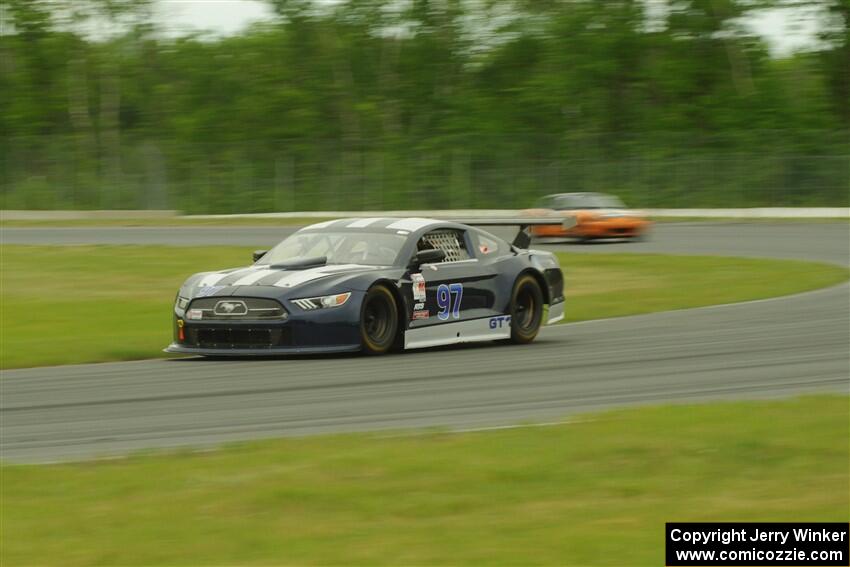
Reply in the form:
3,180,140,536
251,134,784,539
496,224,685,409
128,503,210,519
509,274,544,344
360,285,399,355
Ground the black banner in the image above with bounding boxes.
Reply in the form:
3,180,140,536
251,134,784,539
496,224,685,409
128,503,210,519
666,523,849,566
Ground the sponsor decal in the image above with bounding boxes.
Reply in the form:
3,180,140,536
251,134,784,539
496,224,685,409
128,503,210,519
412,273,426,301
413,302,425,310
196,285,225,297
412,309,429,320
186,309,204,320
489,315,511,329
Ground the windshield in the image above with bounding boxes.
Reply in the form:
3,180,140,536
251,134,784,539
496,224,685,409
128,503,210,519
550,194,625,210
258,231,406,267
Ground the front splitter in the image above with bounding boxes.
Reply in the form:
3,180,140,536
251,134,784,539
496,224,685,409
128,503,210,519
163,343,361,356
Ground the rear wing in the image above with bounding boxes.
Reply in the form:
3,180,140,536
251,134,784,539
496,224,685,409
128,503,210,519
449,217,577,249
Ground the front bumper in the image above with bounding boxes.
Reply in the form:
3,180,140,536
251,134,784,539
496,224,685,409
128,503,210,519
167,291,365,355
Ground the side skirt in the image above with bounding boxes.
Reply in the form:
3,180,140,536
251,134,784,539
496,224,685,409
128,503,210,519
404,316,511,350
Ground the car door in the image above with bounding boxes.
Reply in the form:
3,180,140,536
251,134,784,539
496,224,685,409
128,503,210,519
408,227,499,330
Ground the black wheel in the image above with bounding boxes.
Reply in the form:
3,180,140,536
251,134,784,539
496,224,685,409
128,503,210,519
509,274,544,344
360,285,399,355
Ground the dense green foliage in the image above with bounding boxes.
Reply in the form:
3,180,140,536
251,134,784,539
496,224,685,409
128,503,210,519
1,0,848,212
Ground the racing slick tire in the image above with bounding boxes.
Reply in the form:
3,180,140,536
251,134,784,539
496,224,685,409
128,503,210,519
360,285,399,355
509,274,544,344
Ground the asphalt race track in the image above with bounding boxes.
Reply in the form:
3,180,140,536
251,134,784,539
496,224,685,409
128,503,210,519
3,222,849,264
1,223,848,463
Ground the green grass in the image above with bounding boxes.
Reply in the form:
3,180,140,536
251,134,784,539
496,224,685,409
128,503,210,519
559,253,848,322
1,245,846,369
2,396,847,566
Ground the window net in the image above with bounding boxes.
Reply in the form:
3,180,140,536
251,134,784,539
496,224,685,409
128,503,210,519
422,230,469,262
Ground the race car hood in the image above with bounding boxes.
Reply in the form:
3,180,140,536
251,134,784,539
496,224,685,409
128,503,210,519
178,263,400,301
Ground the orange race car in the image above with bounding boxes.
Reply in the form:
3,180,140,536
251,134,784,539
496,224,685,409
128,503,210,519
523,192,651,241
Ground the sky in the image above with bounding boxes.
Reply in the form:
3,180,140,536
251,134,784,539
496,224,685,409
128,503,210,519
155,0,275,37
154,0,825,57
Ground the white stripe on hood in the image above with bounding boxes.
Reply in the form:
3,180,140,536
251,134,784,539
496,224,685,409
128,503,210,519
198,271,232,287
271,264,373,288
231,267,273,286
197,267,255,287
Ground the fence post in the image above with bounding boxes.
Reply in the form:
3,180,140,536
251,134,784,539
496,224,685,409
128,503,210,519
275,155,295,212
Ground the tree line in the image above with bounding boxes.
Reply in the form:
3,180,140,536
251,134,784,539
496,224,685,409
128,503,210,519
1,0,848,212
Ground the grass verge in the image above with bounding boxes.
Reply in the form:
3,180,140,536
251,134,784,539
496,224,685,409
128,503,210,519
2,396,847,566
1,245,847,369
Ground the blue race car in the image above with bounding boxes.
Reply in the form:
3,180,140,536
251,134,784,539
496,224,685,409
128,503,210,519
165,217,565,356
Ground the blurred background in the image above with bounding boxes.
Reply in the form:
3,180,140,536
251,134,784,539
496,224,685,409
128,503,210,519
1,0,848,213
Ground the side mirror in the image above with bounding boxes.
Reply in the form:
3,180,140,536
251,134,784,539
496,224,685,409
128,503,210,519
410,248,445,269
253,250,268,262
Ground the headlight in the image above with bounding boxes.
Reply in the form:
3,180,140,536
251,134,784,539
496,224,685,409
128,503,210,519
176,296,190,310
292,292,351,311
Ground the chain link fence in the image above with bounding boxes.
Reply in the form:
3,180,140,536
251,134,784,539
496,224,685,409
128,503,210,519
3,132,848,213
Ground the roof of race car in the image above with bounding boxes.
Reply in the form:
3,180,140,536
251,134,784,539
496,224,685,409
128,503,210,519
300,217,444,234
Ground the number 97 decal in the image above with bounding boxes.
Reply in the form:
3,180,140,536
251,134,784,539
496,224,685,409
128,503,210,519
437,283,463,320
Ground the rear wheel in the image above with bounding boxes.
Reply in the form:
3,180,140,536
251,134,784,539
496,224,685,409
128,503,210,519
509,274,544,344
360,285,398,355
